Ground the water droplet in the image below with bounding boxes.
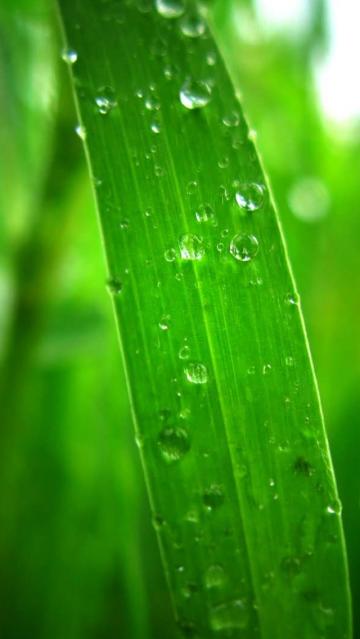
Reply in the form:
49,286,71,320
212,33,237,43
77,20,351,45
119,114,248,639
293,457,314,477
179,12,206,38
185,509,200,529
158,427,190,463
61,48,77,64
106,278,122,295
326,499,342,515
230,234,259,262
210,599,249,631
185,361,208,384
179,79,212,110
262,363,272,375
75,124,86,140
186,180,198,195
179,234,205,261
159,315,171,330
218,156,229,169
152,513,166,530
145,94,160,111
285,355,294,367
155,0,185,18
203,484,224,509
195,203,215,224
154,165,165,177
222,110,240,127
164,248,177,262
235,182,265,211
151,120,161,133
205,564,225,589
206,50,217,66
179,344,190,360
95,86,117,114
286,292,300,306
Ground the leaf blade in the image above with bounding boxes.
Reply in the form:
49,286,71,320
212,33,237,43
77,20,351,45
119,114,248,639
57,1,352,637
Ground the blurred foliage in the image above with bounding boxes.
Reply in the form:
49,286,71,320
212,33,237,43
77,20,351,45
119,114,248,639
0,0,359,638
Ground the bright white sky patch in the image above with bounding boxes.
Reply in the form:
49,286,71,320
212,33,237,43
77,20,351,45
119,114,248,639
255,0,360,125
315,0,360,125
255,0,308,32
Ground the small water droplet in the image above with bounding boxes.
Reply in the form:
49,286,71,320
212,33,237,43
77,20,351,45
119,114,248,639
206,50,217,66
195,203,215,224
95,86,117,115
235,182,265,211
155,0,185,18
158,427,190,463
179,344,190,360
218,156,229,169
205,564,225,589
210,599,249,631
106,278,122,295
222,110,240,127
61,48,77,64
185,361,208,384
164,248,177,262
179,234,205,261
179,12,206,38
326,499,342,515
75,124,86,140
286,292,300,306
152,513,166,530
262,363,272,375
186,180,198,195
151,120,161,133
179,79,212,110
154,165,165,177
145,94,160,111
203,484,224,509
293,457,314,477
159,314,171,330
285,356,294,367
230,234,259,262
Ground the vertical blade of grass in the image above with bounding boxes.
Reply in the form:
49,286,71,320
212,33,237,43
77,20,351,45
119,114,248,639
57,1,351,637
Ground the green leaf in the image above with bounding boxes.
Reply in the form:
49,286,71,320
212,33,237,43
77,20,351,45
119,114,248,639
57,1,352,637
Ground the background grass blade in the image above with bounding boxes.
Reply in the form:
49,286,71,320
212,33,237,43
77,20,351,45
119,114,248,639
57,1,351,636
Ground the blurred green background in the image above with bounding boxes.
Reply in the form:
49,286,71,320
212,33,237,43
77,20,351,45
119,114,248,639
0,0,359,637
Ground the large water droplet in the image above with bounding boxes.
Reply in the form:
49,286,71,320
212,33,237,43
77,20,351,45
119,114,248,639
155,0,185,18
230,234,259,262
179,79,212,110
179,12,206,38
184,361,208,384
210,599,249,631
95,86,117,115
158,427,190,463
235,182,265,211
179,234,205,261
203,484,224,509
61,48,77,64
